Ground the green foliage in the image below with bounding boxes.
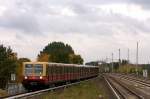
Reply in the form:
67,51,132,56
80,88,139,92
37,41,83,64
18,58,31,63
69,54,83,64
42,79,103,99
117,64,142,74
37,53,50,62
85,61,99,66
121,59,129,65
142,64,150,77
0,45,18,88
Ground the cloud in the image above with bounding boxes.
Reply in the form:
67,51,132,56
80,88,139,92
0,6,42,35
0,14,41,35
0,0,150,63
68,0,150,10
0,0,150,36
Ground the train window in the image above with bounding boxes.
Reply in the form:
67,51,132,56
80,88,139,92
69,67,71,73
54,65,56,74
47,64,51,75
72,66,73,73
57,66,59,74
25,64,33,75
54,66,57,74
64,66,66,74
58,65,61,74
75,67,78,73
70,67,72,73
57,66,60,74
34,64,43,75
74,66,76,73
60,66,63,74
51,65,54,75
65,66,67,73
74,67,76,73
69,66,71,73
61,66,63,74
59,66,61,74
48,64,52,75
46,64,49,75
65,66,67,74
67,66,69,73
73,66,74,73
74,67,75,73
52,64,56,75
48,64,50,74
66,67,68,73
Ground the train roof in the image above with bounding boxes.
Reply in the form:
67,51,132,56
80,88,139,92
23,62,98,68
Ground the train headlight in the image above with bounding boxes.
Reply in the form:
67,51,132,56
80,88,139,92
25,76,27,79
40,76,43,79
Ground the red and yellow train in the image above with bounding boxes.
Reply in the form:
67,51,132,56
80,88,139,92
22,62,99,90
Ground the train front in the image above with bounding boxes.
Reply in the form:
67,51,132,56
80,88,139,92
22,62,48,90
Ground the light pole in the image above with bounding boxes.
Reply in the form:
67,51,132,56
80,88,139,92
136,42,139,75
127,48,130,74
112,53,114,72
119,49,121,67
127,48,129,63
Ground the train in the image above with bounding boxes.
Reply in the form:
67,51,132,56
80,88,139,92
22,62,99,90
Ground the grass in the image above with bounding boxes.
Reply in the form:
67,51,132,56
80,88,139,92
41,79,105,99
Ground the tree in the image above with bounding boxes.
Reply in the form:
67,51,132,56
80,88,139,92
69,54,83,64
18,58,30,63
0,45,18,88
37,53,50,62
121,60,128,65
37,41,84,64
17,58,31,82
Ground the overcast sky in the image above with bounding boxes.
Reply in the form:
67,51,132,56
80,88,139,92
0,0,150,64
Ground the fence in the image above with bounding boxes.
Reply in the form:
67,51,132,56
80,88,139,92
6,83,26,95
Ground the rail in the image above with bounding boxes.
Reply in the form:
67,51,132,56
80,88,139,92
4,82,80,99
111,73,150,87
104,75,144,99
4,77,96,99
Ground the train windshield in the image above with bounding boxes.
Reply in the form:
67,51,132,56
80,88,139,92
34,64,43,75
25,64,33,75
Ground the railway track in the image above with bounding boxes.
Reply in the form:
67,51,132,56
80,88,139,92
2,78,94,99
2,82,79,99
104,75,144,99
111,74,150,87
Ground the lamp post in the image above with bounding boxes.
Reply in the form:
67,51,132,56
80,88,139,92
136,42,139,75
112,53,114,72
119,49,121,68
